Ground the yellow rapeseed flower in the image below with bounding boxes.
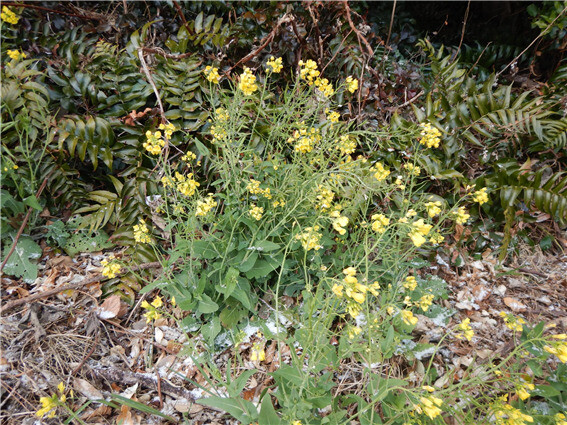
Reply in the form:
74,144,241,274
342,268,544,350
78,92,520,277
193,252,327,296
143,130,165,155
195,194,217,217
403,276,418,291
419,123,441,148
298,59,320,85
296,226,322,251
373,162,390,181
371,213,390,233
336,135,357,155
249,204,264,221
1,6,19,24
314,77,334,97
204,66,221,84
250,341,265,362
401,310,418,326
101,255,121,279
544,342,567,363
452,206,470,225
345,76,358,93
473,187,489,205
238,67,258,96
7,49,26,62
326,109,340,123
424,201,442,218
266,56,283,73
455,318,474,341
414,395,443,419
133,219,151,244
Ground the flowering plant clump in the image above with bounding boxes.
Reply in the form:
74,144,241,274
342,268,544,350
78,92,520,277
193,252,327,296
138,60,565,425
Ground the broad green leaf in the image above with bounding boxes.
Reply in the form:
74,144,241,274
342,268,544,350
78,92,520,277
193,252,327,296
197,293,219,314
2,237,42,283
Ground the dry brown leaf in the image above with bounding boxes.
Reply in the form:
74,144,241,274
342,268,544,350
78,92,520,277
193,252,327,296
81,405,112,420
503,297,527,312
97,295,121,319
116,405,133,425
74,378,104,400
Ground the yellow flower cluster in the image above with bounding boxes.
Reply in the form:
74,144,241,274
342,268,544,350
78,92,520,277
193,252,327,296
493,402,533,425
315,185,334,211
499,312,526,332
1,6,19,24
326,109,340,123
455,318,474,341
247,179,272,199
101,255,121,279
544,341,567,363
414,393,443,420
348,325,363,339
272,199,286,208
250,341,266,362
429,232,445,244
7,49,26,62
401,309,418,326
332,267,379,318
419,122,442,148
158,122,176,139
330,210,349,235
144,130,165,155
314,77,334,97
373,162,390,181
336,135,357,155
472,187,489,205
516,381,535,401
195,194,217,217
345,76,359,93
555,413,567,425
408,218,433,247
175,172,200,197
452,206,470,224
204,66,221,84
288,125,321,154
36,382,67,418
238,67,258,96
418,294,434,311
266,56,283,73
215,107,230,122
181,151,197,162
403,163,421,176
424,201,442,217
371,213,390,233
209,108,230,143
296,226,322,251
298,59,320,84
133,219,151,244
403,276,418,291
141,296,163,323
249,204,264,221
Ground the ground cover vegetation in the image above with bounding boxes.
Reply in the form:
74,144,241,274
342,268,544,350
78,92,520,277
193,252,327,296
1,1,566,424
